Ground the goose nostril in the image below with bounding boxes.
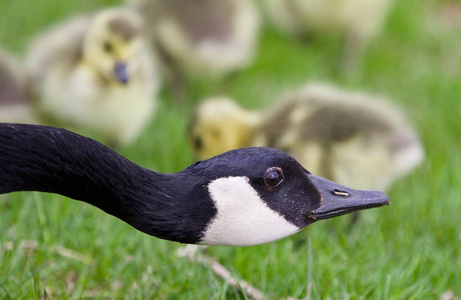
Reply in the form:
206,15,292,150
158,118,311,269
333,190,350,197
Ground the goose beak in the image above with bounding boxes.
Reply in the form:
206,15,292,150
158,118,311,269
307,174,390,221
114,62,129,84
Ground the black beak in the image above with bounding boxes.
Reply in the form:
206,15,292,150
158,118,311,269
114,62,129,84
307,174,390,220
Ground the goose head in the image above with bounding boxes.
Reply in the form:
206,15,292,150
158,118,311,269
180,147,390,246
82,9,145,85
189,97,261,160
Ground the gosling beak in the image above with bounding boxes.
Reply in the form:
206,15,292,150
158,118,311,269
307,174,390,220
114,62,129,84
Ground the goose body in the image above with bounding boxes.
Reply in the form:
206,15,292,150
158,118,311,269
26,9,160,145
132,0,261,79
0,49,34,123
0,123,389,246
190,83,424,191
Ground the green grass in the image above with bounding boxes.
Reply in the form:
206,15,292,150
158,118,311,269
1,0,460,298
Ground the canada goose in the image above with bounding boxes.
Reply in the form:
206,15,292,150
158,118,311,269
189,83,424,192
0,123,389,246
0,49,34,123
131,0,261,81
26,8,160,146
263,0,394,70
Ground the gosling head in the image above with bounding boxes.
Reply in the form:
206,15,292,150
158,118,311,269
82,9,145,85
189,97,261,160
183,147,390,246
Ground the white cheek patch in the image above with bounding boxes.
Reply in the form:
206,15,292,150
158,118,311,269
200,177,300,246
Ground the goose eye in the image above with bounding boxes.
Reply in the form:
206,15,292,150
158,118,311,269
264,167,284,188
103,42,113,53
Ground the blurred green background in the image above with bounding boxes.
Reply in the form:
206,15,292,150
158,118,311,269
0,0,460,298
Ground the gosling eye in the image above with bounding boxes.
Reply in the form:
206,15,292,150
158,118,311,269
103,41,113,53
264,167,284,188
194,136,203,150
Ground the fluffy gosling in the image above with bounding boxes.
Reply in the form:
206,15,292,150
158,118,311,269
131,0,261,82
26,8,160,146
263,0,394,70
189,83,424,191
